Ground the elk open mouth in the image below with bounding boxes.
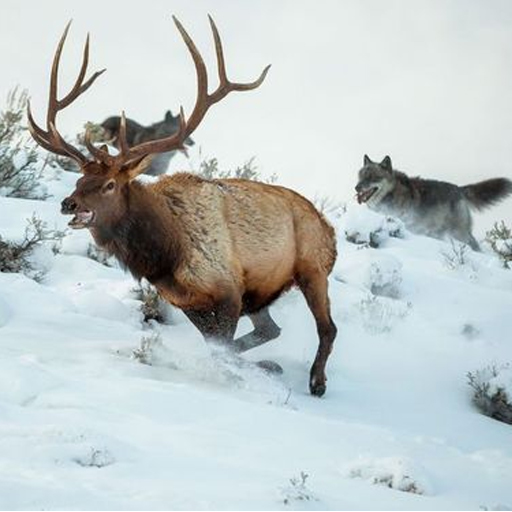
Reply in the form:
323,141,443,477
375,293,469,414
68,210,95,229
357,187,378,204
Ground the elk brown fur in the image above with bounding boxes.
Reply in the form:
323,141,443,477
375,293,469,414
27,17,338,396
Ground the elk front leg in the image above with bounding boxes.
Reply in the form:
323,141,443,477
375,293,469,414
233,307,281,353
298,274,337,397
184,297,240,345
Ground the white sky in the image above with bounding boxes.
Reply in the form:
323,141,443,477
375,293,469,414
1,0,512,235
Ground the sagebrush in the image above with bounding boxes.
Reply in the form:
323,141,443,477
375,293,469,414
0,214,64,280
485,221,512,268
467,364,512,425
0,88,49,199
195,156,277,184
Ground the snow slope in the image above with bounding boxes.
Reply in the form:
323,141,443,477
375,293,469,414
1,170,512,510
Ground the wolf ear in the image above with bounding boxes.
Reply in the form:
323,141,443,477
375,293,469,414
380,156,392,172
363,154,373,166
164,110,174,123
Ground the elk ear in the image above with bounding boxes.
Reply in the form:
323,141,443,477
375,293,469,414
164,110,174,122
380,155,392,172
124,155,153,181
363,154,373,166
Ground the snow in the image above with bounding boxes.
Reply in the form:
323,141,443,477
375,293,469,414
1,171,512,510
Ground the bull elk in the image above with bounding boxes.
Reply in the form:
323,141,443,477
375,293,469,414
27,16,338,396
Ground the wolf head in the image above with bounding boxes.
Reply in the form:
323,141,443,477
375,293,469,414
143,110,195,150
355,155,396,206
99,110,195,151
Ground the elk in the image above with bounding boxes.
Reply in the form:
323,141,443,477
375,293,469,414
27,16,338,396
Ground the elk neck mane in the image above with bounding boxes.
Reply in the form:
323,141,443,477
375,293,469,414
90,180,184,284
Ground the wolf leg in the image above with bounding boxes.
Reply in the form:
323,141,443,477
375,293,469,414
468,235,480,252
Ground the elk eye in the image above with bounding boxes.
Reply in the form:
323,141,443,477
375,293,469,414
104,181,115,192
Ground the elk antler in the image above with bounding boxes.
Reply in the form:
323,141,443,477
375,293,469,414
27,21,106,166
86,15,270,167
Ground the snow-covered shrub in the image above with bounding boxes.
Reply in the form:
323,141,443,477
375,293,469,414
358,295,411,334
132,332,164,365
0,88,49,200
280,471,317,506
86,243,116,267
194,156,277,183
343,207,405,248
441,239,470,270
313,195,346,219
467,364,512,425
485,221,512,268
73,447,115,468
0,214,64,280
132,280,175,325
461,323,480,340
368,256,403,299
345,456,430,495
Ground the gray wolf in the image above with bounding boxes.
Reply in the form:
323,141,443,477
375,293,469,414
355,155,512,250
100,110,195,176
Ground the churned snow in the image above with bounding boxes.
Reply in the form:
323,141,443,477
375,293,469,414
1,168,512,510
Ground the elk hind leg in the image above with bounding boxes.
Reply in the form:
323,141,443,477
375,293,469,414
234,307,281,353
298,273,337,397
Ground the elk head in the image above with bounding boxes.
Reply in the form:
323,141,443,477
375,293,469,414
28,16,270,230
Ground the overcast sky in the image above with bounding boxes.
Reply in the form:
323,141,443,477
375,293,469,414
1,0,512,235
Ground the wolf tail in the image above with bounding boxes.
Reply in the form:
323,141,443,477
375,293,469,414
462,178,512,211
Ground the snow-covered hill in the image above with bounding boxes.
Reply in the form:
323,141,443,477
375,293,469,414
1,169,512,510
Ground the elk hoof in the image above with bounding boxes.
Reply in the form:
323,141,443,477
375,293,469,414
309,376,326,397
257,360,283,374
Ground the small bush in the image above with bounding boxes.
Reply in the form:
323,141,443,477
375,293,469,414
0,214,64,280
467,364,512,425
132,332,164,365
86,243,116,267
73,447,115,468
368,257,403,299
346,456,429,495
132,281,169,324
195,156,277,184
441,239,470,270
281,471,317,506
313,195,346,219
358,295,411,334
345,216,404,249
485,221,512,268
0,88,49,199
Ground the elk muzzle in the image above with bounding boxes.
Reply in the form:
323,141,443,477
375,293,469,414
61,196,95,229
61,196,77,214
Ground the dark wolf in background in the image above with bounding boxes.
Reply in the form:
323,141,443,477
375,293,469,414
355,155,512,250
100,110,195,176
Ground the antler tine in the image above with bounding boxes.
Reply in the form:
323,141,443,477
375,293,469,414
48,121,90,164
208,15,271,100
59,34,107,110
117,15,269,163
84,126,116,166
119,111,129,155
47,20,71,129
27,21,106,167
172,15,208,105
27,101,69,157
